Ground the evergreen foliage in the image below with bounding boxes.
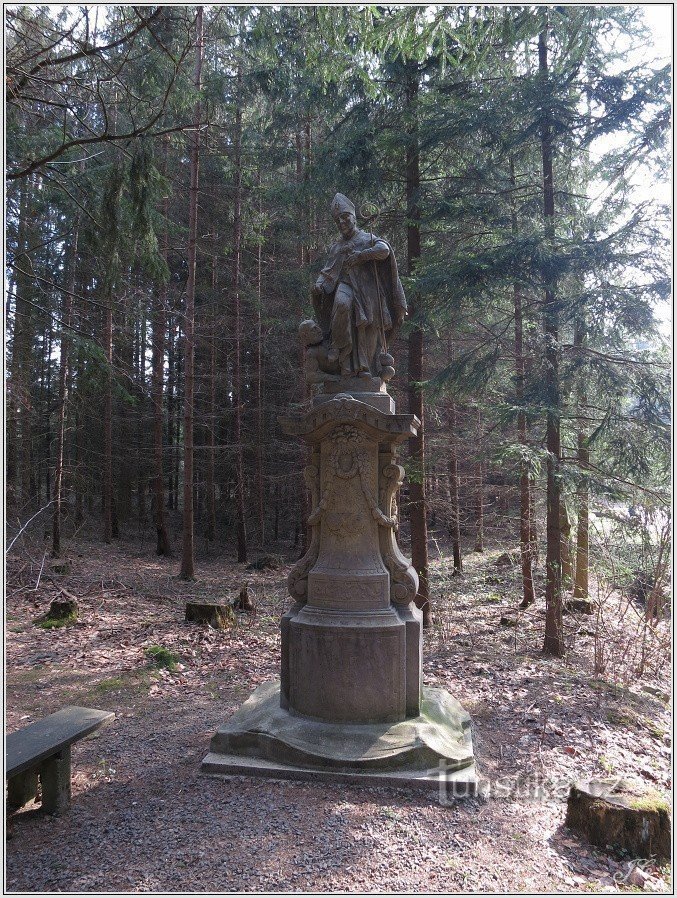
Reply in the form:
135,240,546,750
5,6,670,644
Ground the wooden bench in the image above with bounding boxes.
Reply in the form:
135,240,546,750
6,706,115,816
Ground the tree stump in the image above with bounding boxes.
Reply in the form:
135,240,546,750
233,585,255,612
246,554,282,571
566,779,671,860
50,559,71,575
495,551,519,567
47,598,78,620
35,597,78,627
185,602,234,629
564,597,595,615
499,615,517,627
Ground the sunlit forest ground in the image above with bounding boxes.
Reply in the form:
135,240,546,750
6,521,670,893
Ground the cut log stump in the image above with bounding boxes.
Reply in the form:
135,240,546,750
564,597,595,615
233,585,255,612
495,551,519,567
50,559,71,575
47,598,78,620
246,554,282,571
566,779,671,860
185,602,234,629
35,596,78,628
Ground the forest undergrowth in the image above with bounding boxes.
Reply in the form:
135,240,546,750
5,525,671,894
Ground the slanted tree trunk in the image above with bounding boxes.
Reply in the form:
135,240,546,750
180,7,204,580
52,213,80,556
231,64,247,564
405,62,431,627
539,17,564,657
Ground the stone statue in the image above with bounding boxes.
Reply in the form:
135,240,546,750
202,192,476,795
310,193,407,381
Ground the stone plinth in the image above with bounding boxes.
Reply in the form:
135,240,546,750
202,392,475,793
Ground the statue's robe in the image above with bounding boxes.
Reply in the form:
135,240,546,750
313,229,407,376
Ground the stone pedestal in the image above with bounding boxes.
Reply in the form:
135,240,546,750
202,391,476,793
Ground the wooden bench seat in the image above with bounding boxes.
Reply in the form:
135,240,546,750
6,706,115,815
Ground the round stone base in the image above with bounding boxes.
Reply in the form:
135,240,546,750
205,679,474,778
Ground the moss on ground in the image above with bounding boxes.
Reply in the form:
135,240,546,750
145,645,179,670
35,612,77,629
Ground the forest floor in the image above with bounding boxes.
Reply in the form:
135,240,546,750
5,528,672,894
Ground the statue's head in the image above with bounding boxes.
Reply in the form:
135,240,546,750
299,319,323,347
331,193,357,239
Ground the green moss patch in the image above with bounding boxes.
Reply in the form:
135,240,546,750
145,645,179,670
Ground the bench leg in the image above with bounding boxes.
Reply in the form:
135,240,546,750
40,747,71,816
7,769,39,811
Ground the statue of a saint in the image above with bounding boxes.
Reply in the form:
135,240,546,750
311,194,407,381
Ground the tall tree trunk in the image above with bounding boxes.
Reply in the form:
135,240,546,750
12,178,36,509
255,172,265,544
560,501,573,587
180,6,204,580
473,407,484,552
6,295,19,501
231,65,248,564
539,18,564,656
511,158,536,608
52,214,80,556
153,159,171,555
204,256,217,542
173,324,182,511
295,124,311,557
103,299,114,543
166,314,175,511
447,396,463,575
136,299,148,526
100,166,124,544
573,321,590,599
42,320,53,504
405,62,431,627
